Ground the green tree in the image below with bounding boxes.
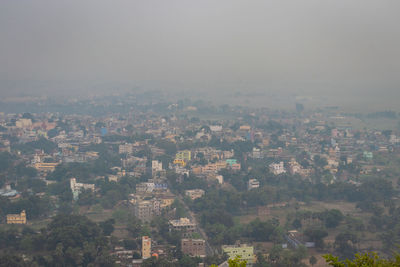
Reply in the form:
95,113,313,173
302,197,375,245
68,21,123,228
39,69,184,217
324,252,400,267
309,255,317,266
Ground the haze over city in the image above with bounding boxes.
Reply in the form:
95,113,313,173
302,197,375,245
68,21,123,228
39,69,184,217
3,2,400,266
0,0,399,110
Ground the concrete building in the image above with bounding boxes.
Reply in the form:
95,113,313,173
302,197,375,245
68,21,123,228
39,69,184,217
175,150,191,162
185,189,205,200
119,143,133,154
70,178,95,200
136,182,155,194
288,159,302,175
181,239,206,257
152,160,163,175
269,162,286,175
215,175,224,184
247,179,260,190
230,163,241,171
142,236,151,259
222,243,254,266
226,159,237,166
173,159,186,167
34,162,59,172
15,118,32,128
134,201,155,222
7,210,27,224
169,218,196,237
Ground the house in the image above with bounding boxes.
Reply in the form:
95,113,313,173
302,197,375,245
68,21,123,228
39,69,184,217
175,150,191,162
269,162,286,175
222,243,255,266
7,210,27,224
152,160,163,175
247,179,260,190
34,162,59,172
185,189,205,200
119,143,133,154
70,178,95,200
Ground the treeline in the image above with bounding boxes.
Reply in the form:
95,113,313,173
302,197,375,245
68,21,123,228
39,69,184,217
0,215,116,267
0,195,52,222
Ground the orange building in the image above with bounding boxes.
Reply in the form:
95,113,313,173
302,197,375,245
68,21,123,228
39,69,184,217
7,210,27,224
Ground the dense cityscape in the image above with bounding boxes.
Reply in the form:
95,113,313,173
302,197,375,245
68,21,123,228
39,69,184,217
1,94,400,266
1,1,400,266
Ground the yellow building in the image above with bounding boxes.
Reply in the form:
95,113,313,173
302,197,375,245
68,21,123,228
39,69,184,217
34,162,59,172
175,150,191,162
7,210,27,224
142,236,151,259
173,159,186,167
222,243,254,265
160,196,175,208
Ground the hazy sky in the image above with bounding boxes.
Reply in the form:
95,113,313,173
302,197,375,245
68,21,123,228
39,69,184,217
0,0,399,97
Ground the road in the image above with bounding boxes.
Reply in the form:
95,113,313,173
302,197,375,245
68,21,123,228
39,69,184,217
177,195,214,256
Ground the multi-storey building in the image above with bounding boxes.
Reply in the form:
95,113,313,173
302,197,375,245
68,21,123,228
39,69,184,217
175,150,191,162
70,178,95,200
185,189,205,200
181,239,206,257
134,201,154,222
269,162,286,175
119,143,133,154
169,218,196,237
142,236,151,259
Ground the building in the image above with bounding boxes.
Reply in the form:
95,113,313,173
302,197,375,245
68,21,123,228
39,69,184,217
210,125,222,132
185,189,205,200
70,178,95,200
15,118,32,128
159,195,175,208
250,147,262,159
173,159,186,167
169,218,196,237
226,159,237,166
247,179,260,190
215,175,224,184
181,239,206,257
7,210,27,224
288,159,302,175
222,243,254,266
175,150,191,162
34,162,59,172
152,160,163,174
269,162,286,175
136,182,155,194
363,151,373,160
134,199,160,222
119,143,133,154
142,236,151,259
230,163,241,171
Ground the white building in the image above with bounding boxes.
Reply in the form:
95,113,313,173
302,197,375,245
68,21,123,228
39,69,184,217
152,160,163,174
247,179,260,190
119,143,133,154
210,125,222,132
185,189,205,200
215,175,224,184
269,162,286,175
70,178,95,200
